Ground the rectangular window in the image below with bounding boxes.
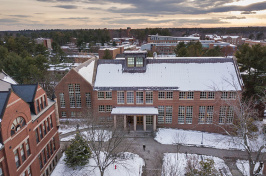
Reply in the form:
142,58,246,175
35,129,39,143
40,98,43,110
106,105,112,112
136,57,143,67
27,166,31,176
186,106,193,124
99,105,105,112
0,167,3,176
208,92,215,99
98,92,105,99
158,91,165,99
198,106,206,124
158,106,164,124
85,93,91,108
46,146,50,159
127,91,134,104
145,91,153,104
42,150,46,164
59,93,65,108
49,116,53,128
219,106,227,123
187,92,194,99
117,91,125,104
136,92,144,104
166,92,173,99
227,106,234,123
68,84,75,108
14,150,20,168
146,115,153,125
46,119,50,131
43,122,46,135
26,139,31,157
36,100,40,113
221,92,228,99
229,92,236,99
106,92,112,99
178,106,185,124
39,126,43,139
200,92,207,99
39,154,43,169
76,93,81,108
127,57,134,67
179,92,186,99
206,106,214,123
165,106,172,123
20,145,26,162
61,111,66,118
43,96,47,107
71,112,75,118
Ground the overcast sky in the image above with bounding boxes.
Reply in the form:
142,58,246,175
0,0,266,31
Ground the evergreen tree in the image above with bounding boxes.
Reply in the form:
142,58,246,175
64,131,91,169
102,49,113,59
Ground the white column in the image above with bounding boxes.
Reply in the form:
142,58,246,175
114,115,116,128
153,115,156,131
134,115,137,131
143,115,146,131
124,115,127,130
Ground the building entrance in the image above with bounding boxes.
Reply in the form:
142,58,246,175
137,116,143,125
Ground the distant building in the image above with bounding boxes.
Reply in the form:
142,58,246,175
55,53,243,134
148,34,200,43
35,38,52,50
0,73,60,176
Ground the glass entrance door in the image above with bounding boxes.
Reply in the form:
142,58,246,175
137,116,143,124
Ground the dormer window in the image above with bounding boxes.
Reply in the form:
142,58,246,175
11,117,26,136
127,57,134,67
136,57,143,67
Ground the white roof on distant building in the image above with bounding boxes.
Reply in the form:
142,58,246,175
111,107,158,115
94,58,242,91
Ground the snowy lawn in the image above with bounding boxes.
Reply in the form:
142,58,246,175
155,128,265,151
51,152,145,176
236,160,264,176
162,153,232,176
59,119,89,135
61,130,112,142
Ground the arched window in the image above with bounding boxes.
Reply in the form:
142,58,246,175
11,117,26,136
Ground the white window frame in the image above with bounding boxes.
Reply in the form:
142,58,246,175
117,91,125,104
126,91,134,104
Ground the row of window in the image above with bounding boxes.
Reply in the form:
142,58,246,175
36,95,47,114
39,137,57,171
115,91,236,104
99,105,112,112
35,116,53,144
157,106,234,124
14,139,31,169
41,155,58,176
59,91,91,108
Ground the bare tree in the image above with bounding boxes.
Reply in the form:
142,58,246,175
217,87,265,176
173,132,187,160
81,110,133,176
161,153,183,176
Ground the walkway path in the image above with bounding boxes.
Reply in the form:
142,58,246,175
59,130,257,176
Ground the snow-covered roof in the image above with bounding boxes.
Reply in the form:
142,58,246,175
94,58,242,91
111,107,158,115
76,59,95,85
0,71,17,85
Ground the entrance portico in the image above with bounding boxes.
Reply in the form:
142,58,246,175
111,107,158,131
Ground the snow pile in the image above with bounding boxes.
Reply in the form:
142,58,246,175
236,160,264,176
78,60,95,84
162,153,232,176
51,152,145,176
61,130,112,142
155,128,265,151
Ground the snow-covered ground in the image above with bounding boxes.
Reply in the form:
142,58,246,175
236,160,264,176
61,130,111,142
51,152,145,176
155,128,265,151
162,153,232,176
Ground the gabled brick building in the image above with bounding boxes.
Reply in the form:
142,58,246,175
55,53,243,134
0,82,60,176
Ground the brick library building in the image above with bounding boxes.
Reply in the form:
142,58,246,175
0,72,60,176
55,51,243,133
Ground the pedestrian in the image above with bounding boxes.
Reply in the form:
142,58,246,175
143,144,146,151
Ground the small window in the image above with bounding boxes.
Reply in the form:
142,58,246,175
117,91,125,104
158,91,165,99
14,149,20,168
127,57,134,67
187,92,194,99
166,92,173,99
229,92,236,99
136,92,144,104
126,91,134,104
179,92,186,99
98,92,105,99
106,92,112,99
208,92,215,99
106,105,112,112
200,92,207,99
146,91,153,104
85,93,92,108
178,106,185,124
136,57,143,67
221,92,228,99
61,111,66,118
99,105,105,112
